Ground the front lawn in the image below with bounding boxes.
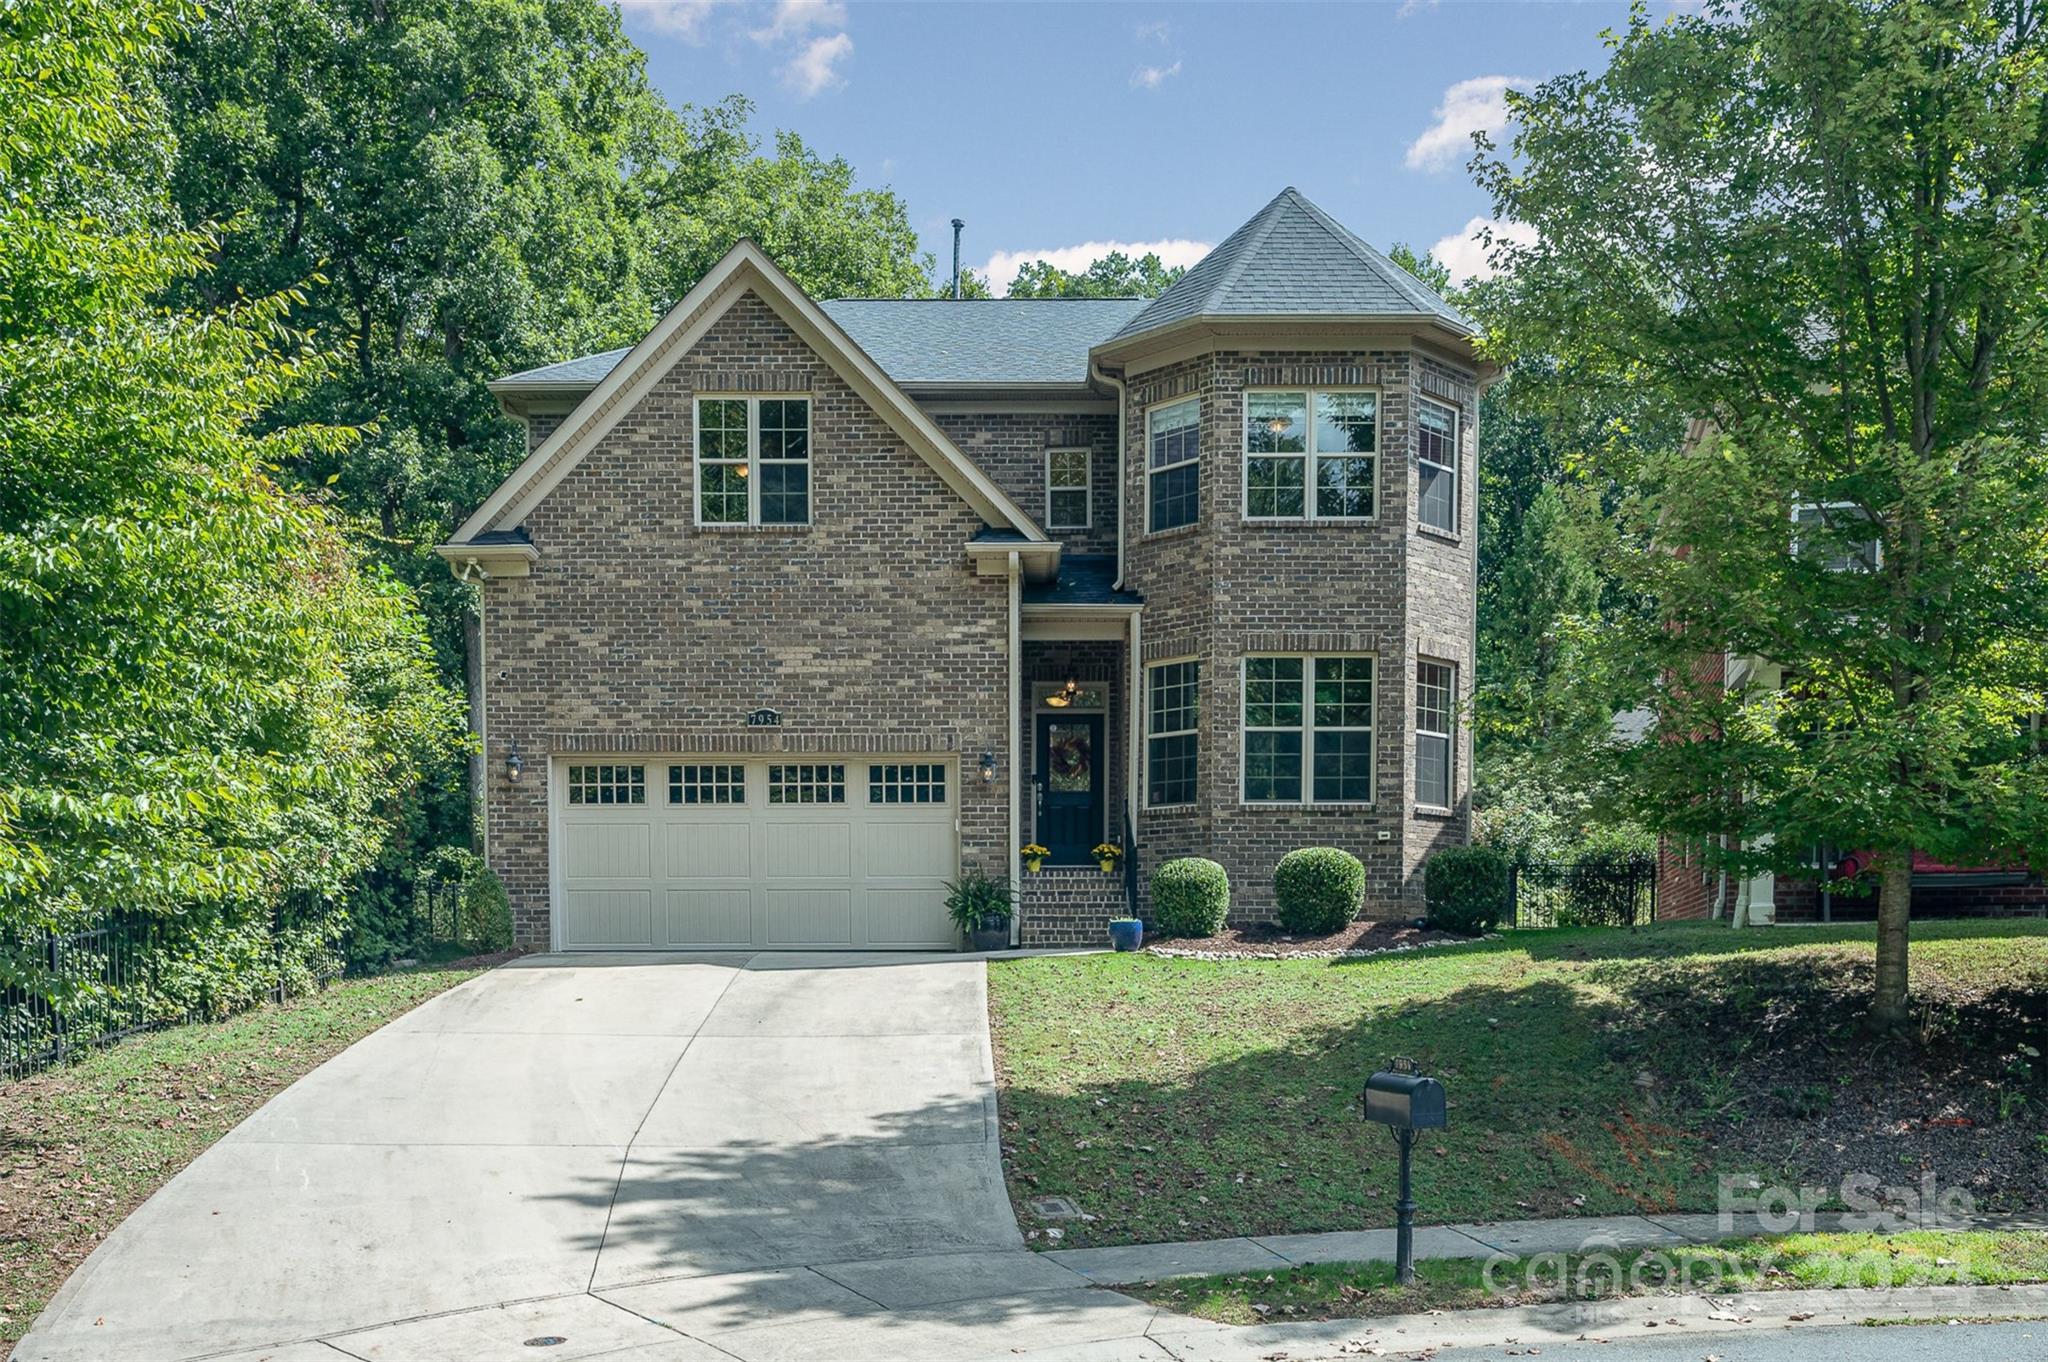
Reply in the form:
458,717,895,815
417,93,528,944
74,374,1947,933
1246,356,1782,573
0,960,493,1358
988,921,2048,1249
1127,1229,2048,1325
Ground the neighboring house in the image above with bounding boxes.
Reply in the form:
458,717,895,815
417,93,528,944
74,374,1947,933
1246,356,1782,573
437,187,1489,952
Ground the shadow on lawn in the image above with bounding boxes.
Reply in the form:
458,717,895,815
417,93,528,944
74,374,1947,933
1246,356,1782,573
994,929,2048,1250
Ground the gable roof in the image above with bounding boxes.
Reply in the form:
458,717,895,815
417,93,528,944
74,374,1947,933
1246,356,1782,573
491,299,1147,396
446,240,1049,549
1107,187,1473,343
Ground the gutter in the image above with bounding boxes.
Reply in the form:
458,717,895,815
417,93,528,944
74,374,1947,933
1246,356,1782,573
1091,360,1129,590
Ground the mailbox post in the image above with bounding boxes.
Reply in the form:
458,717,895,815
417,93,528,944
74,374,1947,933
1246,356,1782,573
1362,1058,1446,1285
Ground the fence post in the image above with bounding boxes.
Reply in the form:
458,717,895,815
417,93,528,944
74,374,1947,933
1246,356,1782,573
1508,862,1521,928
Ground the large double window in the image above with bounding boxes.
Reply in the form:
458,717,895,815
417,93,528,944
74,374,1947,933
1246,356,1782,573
1241,655,1374,804
1146,659,1200,807
1147,398,1201,532
1243,390,1377,520
695,396,811,526
1416,398,1459,534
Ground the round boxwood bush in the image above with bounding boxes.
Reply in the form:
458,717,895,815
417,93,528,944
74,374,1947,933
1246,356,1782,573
1151,857,1231,937
1424,844,1513,934
1274,847,1366,935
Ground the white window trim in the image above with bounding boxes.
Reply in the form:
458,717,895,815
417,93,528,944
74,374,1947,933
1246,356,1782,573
1144,398,1201,535
1414,658,1457,812
1415,395,1459,535
1238,653,1376,807
1240,387,1381,524
692,393,813,528
1045,447,1092,531
1144,655,1200,810
1790,500,1883,571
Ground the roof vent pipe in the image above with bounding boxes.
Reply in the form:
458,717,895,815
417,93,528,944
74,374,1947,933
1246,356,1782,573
950,218,965,300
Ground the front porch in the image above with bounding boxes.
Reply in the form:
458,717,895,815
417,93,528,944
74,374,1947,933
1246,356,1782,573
1014,559,1142,946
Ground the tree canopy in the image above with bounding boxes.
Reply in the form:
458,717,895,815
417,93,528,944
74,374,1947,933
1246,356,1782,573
1004,250,1186,298
1478,0,2048,1024
0,0,461,1010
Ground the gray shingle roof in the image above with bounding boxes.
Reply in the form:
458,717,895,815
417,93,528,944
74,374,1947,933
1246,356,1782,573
819,299,1145,385
492,300,1147,392
1108,187,1472,342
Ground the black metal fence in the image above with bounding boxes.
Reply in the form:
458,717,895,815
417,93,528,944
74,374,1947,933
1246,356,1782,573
1509,852,1658,928
2,881,475,1085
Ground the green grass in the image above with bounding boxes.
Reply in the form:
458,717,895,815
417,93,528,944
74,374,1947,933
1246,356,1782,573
0,962,488,1356
987,919,2048,1248
1127,1230,2048,1325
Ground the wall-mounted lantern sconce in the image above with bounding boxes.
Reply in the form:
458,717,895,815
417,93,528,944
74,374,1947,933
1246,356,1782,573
506,740,524,784
979,750,997,783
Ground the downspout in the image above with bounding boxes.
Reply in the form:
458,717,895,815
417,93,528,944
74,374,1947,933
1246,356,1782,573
1007,551,1022,947
1127,609,1143,835
1093,360,1129,590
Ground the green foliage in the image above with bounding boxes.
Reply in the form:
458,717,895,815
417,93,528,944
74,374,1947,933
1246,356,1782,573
1273,847,1366,935
1005,251,1185,299
1151,857,1230,937
945,869,1014,932
0,0,461,1020
156,0,933,708
1423,846,1512,934
1476,0,2048,1019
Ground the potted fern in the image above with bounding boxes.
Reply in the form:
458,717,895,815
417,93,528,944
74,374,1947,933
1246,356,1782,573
946,870,1015,953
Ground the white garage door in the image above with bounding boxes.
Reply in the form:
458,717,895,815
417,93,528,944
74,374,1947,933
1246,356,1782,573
556,757,958,950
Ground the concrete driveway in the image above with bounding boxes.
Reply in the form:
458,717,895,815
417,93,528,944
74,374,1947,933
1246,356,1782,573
20,952,1167,1362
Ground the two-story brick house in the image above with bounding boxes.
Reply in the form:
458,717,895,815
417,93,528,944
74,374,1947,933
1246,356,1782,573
438,187,1489,951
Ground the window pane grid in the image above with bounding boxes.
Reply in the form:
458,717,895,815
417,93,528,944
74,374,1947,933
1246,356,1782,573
669,763,744,805
1242,655,1374,804
697,397,810,526
1149,399,1200,531
1147,660,1200,806
1243,390,1377,521
868,763,947,804
568,764,646,805
768,763,845,804
1416,660,1456,808
1416,399,1457,533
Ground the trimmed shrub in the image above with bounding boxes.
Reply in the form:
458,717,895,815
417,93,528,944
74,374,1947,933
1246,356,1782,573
1424,845,1513,934
1274,847,1366,934
1151,857,1230,937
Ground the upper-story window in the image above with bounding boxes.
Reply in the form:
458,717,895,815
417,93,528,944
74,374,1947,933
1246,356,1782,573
1244,390,1377,520
1046,448,1091,530
1416,398,1459,534
695,396,811,526
1147,398,1201,532
1791,502,1882,572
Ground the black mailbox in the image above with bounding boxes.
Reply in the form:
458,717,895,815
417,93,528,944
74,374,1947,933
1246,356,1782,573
1363,1069,1447,1130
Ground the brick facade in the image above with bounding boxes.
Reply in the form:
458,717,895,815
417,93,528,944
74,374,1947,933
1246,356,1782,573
1118,345,1478,921
480,290,1011,945
934,410,1118,557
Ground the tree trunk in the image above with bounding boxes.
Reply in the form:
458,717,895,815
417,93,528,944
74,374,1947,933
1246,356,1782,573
1871,852,1913,1031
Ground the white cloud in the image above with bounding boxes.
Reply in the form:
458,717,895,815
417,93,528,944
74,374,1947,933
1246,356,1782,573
750,0,846,42
785,30,853,97
1396,0,1439,17
1131,60,1182,91
1428,215,1537,286
1135,19,1172,43
614,0,721,40
978,239,1213,297
1405,75,1529,172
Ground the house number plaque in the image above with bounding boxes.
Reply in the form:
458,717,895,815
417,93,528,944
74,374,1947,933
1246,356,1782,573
745,708,782,728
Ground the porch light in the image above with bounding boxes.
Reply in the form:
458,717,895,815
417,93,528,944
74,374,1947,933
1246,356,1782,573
1044,690,1070,708
505,740,524,784
979,750,997,782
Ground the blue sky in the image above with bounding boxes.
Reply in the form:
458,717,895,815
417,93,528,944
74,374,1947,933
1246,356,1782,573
615,1,1640,291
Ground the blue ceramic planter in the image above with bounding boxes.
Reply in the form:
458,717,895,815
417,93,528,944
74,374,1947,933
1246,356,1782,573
1108,918,1144,952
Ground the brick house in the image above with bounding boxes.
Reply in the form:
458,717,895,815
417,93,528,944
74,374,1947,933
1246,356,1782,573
437,188,1490,951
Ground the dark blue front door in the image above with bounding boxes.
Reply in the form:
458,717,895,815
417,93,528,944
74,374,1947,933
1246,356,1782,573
1036,714,1104,864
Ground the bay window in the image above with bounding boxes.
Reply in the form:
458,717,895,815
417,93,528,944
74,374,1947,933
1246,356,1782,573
1147,398,1201,532
1242,655,1374,803
1415,660,1456,809
1416,398,1458,533
1146,659,1200,807
1243,389,1377,520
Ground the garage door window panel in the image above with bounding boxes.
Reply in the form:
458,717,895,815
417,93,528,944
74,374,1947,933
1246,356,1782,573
670,764,744,804
568,764,645,805
770,763,846,804
869,763,946,804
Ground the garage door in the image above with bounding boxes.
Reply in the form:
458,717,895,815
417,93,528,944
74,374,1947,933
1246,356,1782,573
556,757,959,950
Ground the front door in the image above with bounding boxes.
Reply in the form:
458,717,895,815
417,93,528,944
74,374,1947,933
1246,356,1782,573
1036,714,1104,865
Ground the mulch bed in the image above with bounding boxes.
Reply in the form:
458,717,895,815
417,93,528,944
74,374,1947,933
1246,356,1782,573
1147,919,1474,959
